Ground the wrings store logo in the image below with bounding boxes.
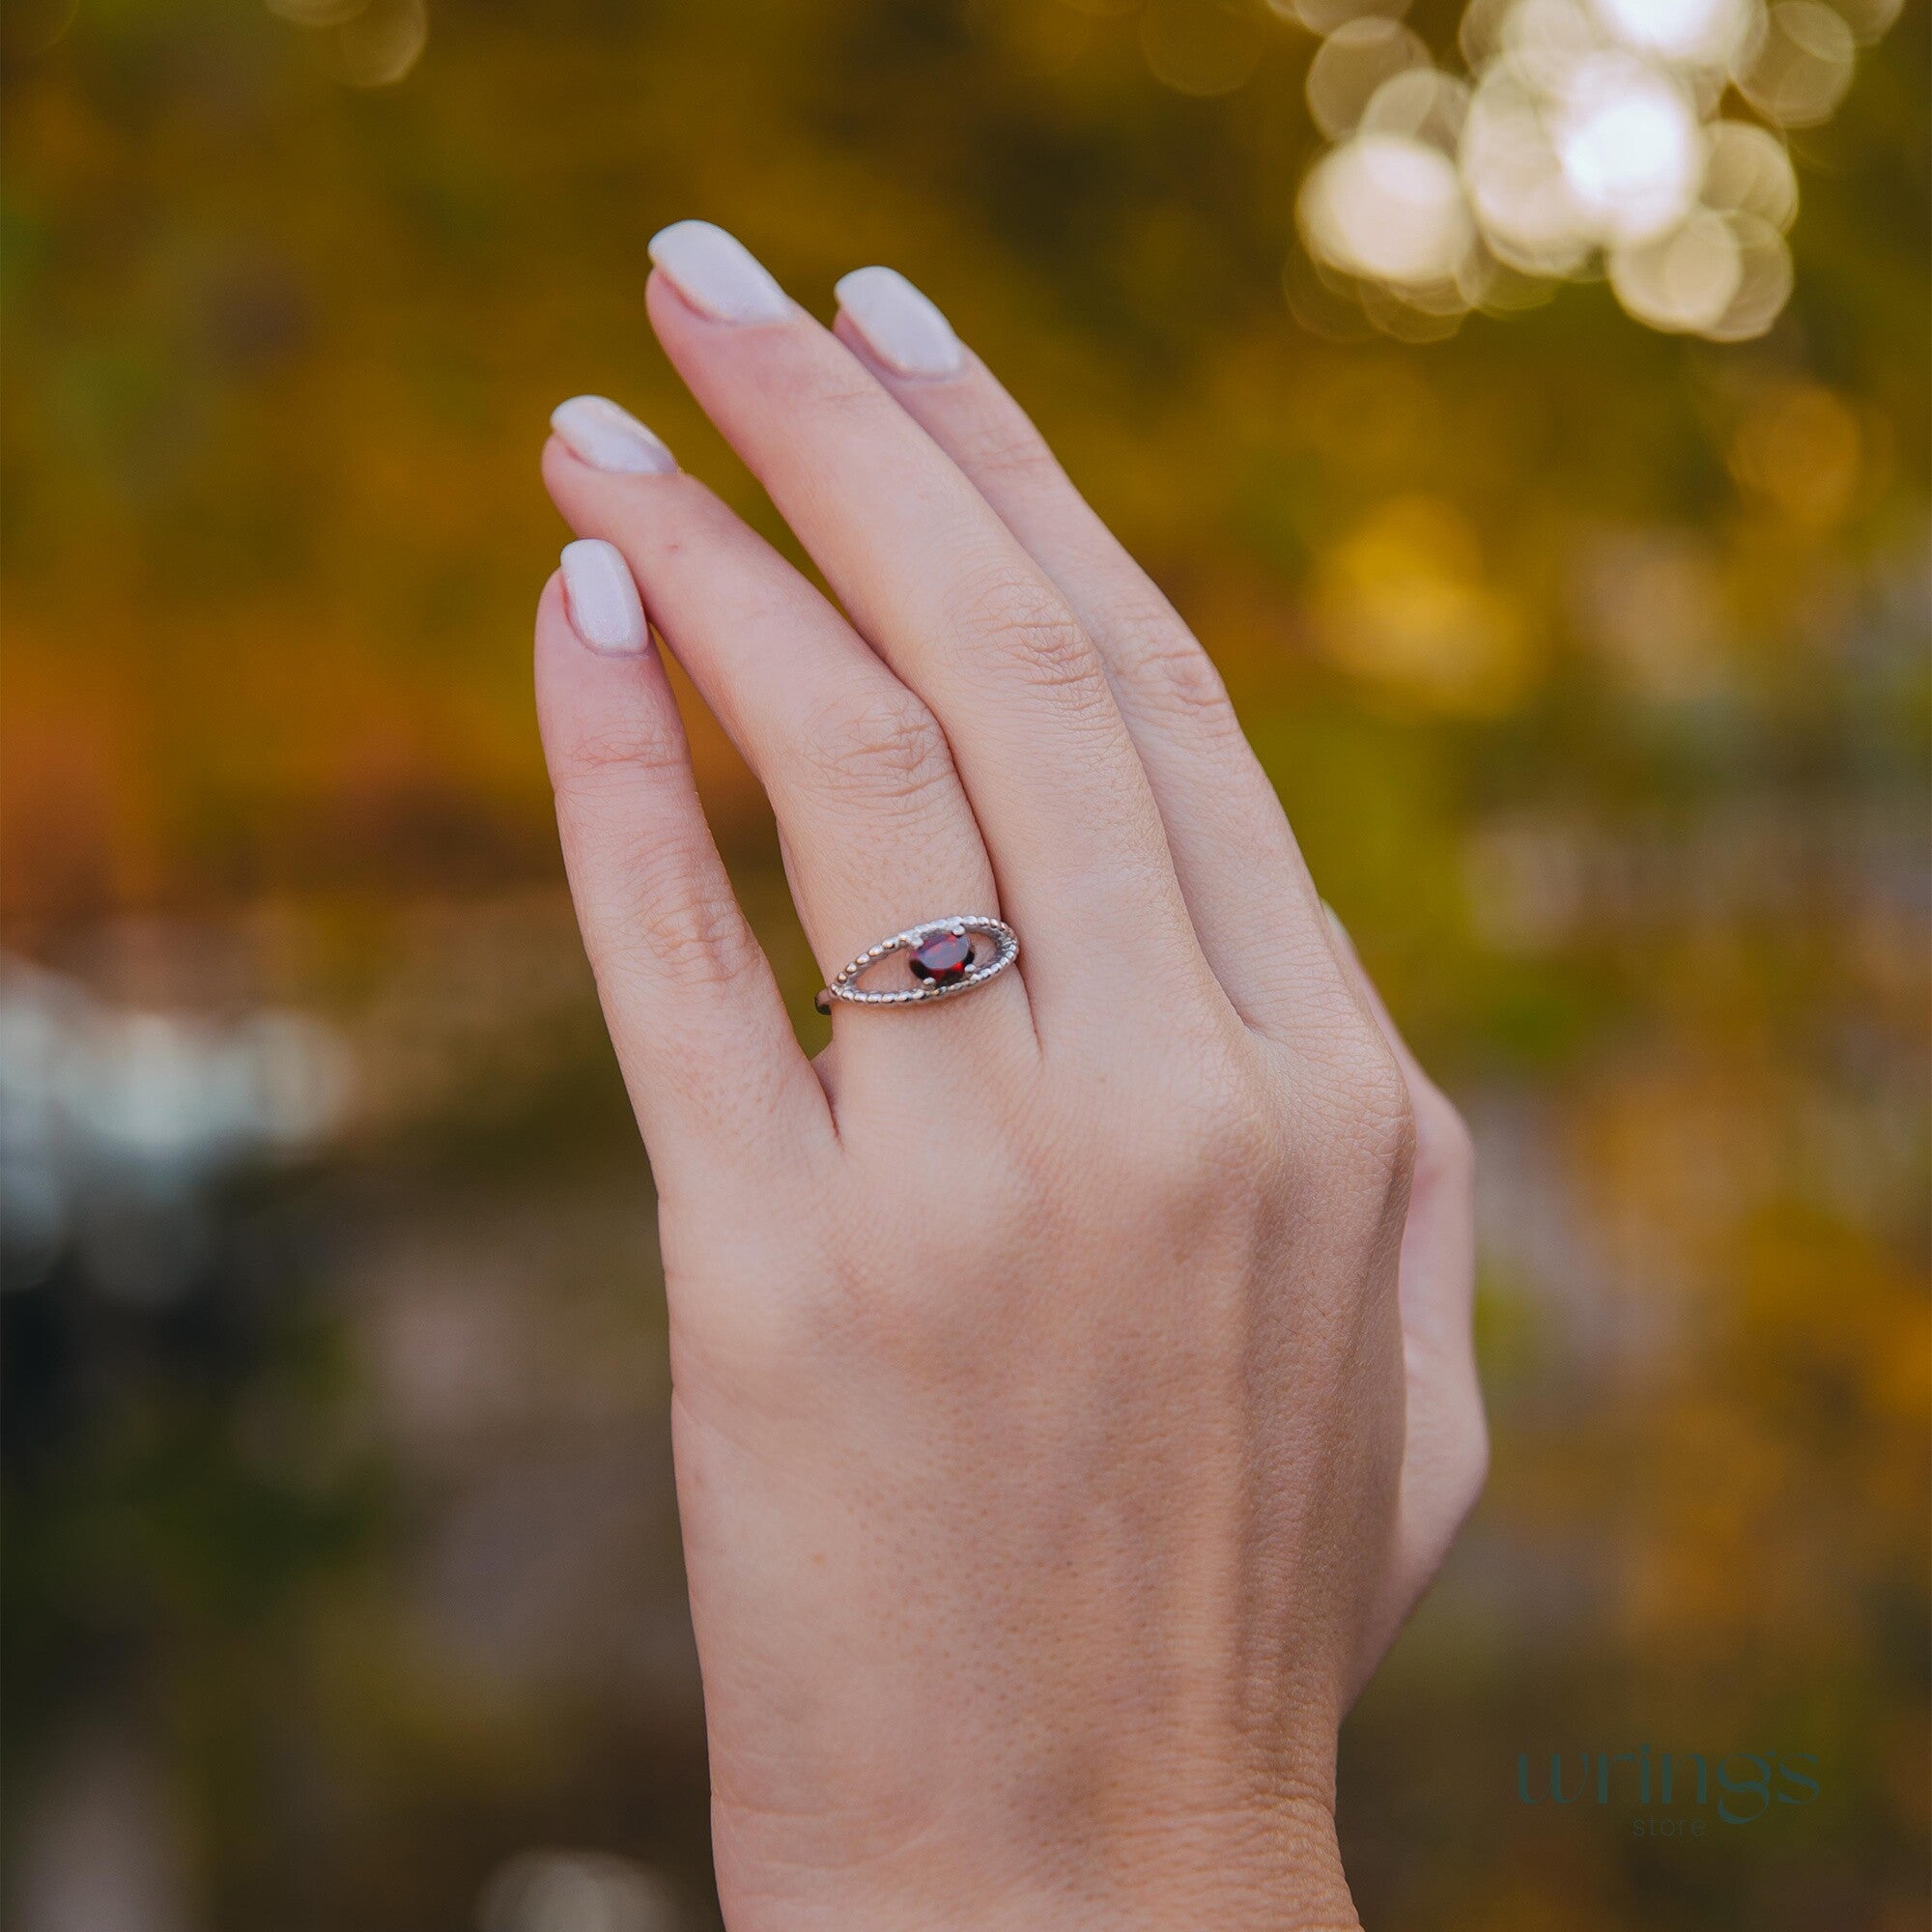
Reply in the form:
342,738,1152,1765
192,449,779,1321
1517,1747,1821,1835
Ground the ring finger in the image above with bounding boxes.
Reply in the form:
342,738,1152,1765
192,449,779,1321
543,401,1026,1103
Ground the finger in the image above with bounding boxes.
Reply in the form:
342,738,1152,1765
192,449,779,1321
833,265,1349,1043
1322,910,1480,1388
1323,910,1486,1666
542,406,1024,1087
640,222,1209,1030
535,550,829,1185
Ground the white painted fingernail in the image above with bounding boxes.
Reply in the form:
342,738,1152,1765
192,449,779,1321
835,266,963,379
560,539,648,655
551,395,677,475
647,219,790,325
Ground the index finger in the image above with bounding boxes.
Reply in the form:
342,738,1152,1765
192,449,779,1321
535,558,831,1190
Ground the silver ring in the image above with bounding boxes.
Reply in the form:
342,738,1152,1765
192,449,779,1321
814,915,1019,1014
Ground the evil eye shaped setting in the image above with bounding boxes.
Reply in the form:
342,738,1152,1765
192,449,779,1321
813,916,1020,1013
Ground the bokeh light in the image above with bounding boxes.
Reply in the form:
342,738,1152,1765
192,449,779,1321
1305,16,1433,137
1587,0,1763,70
1360,67,1473,150
1737,0,1857,126
1141,0,1266,95
1607,208,1743,331
1830,0,1904,39
337,0,427,85
1313,496,1537,714
1271,0,1413,31
1701,118,1800,229
1303,132,1477,287
1727,380,1869,526
1297,0,1897,337
477,1851,683,1932
1553,54,1705,243
1458,67,1592,274
265,0,369,22
268,0,428,87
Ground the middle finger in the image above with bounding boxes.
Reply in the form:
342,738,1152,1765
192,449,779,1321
640,221,1214,1031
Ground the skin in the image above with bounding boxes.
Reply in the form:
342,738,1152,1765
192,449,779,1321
533,237,1486,1932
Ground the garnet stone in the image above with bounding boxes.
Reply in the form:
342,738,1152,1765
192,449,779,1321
907,929,976,985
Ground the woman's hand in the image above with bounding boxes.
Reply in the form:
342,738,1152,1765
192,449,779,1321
534,222,1485,1932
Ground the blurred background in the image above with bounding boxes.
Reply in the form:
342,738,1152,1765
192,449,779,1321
1,1,1926,1927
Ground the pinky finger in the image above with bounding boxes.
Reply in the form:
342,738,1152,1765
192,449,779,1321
1324,907,1487,1697
535,546,829,1189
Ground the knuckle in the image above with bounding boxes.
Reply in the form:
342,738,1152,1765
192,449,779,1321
952,413,1062,489
613,862,757,991
1133,1051,1285,1206
550,727,763,994
551,719,691,800
798,685,955,813
961,566,1107,698
784,355,887,424
1360,1064,1419,1179
1304,1026,1417,1184
1113,604,1238,734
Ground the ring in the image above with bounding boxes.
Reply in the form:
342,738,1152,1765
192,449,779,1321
814,915,1019,1014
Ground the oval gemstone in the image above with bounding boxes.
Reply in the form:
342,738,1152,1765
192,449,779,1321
907,930,976,984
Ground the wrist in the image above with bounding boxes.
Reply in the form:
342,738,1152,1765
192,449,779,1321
718,1791,1361,1932
997,1799,1361,1932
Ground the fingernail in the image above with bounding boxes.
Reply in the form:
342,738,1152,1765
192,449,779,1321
835,266,963,379
647,219,790,325
560,539,648,655
550,395,677,475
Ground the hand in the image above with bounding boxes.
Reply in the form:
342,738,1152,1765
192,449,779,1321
533,223,1485,1932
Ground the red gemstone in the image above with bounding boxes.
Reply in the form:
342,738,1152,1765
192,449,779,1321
907,929,975,984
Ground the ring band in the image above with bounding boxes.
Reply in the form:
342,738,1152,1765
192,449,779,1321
814,915,1019,1014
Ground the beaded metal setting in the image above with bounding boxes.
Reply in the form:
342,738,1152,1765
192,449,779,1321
813,915,1019,1014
